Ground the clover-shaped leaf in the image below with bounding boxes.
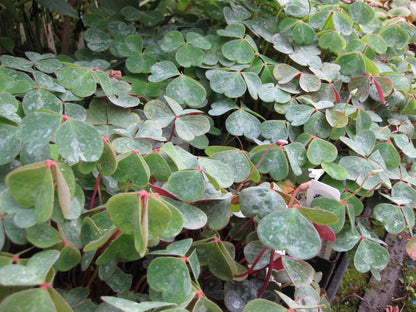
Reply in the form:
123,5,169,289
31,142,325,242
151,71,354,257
17,112,62,153
307,137,337,165
319,31,346,53
148,61,180,82
112,151,150,186
56,119,104,164
57,66,97,97
147,257,192,303
258,208,321,259
168,170,205,203
226,109,261,139
354,239,389,279
166,75,207,108
208,70,247,98
0,250,59,286
340,129,375,157
222,38,255,64
239,186,286,218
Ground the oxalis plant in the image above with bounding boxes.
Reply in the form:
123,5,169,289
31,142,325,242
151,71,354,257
0,0,416,311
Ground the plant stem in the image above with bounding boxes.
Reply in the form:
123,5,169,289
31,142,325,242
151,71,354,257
287,181,311,209
235,141,279,193
234,247,268,277
89,173,101,210
86,268,98,289
228,218,252,242
257,249,275,297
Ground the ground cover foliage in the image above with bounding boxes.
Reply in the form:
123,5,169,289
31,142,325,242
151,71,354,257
0,0,416,311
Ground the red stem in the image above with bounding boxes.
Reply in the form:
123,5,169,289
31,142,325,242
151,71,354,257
89,173,101,210
234,247,268,277
228,219,253,242
168,119,177,142
399,233,411,240
257,249,275,297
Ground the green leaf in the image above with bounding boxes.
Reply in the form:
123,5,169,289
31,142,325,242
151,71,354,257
252,147,289,181
258,209,321,259
284,0,310,18
239,186,286,218
0,123,21,165
112,151,150,186
222,39,254,64
54,245,81,272
367,34,387,54
392,134,416,158
307,138,337,165
243,299,287,312
102,297,174,312
176,45,204,67
22,89,62,114
340,129,375,157
33,71,65,93
217,24,246,38
373,203,405,234
118,35,142,56
162,197,207,230
354,239,389,276
6,162,55,222
0,55,33,72
144,100,175,127
339,156,382,190
126,55,155,74
0,289,55,312
161,31,185,52
211,149,251,183
166,75,206,108
349,1,375,25
56,119,104,164
299,74,321,92
97,139,118,176
99,262,132,292
57,67,96,97
336,52,366,77
84,28,112,52
107,193,140,235
292,22,314,44
0,250,59,286
284,142,306,176
26,223,62,248
145,152,171,181
273,64,299,84
150,238,192,256
372,142,400,169
381,25,409,49
326,110,348,128
208,70,246,98
298,206,339,225
282,256,314,287
195,297,222,312
148,61,180,82
321,162,348,181
226,109,261,139
198,158,234,188
37,0,78,18
17,112,61,153
286,105,314,126
168,170,205,203
147,257,192,303
311,197,345,234
333,12,352,35
175,115,210,141
319,31,346,53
